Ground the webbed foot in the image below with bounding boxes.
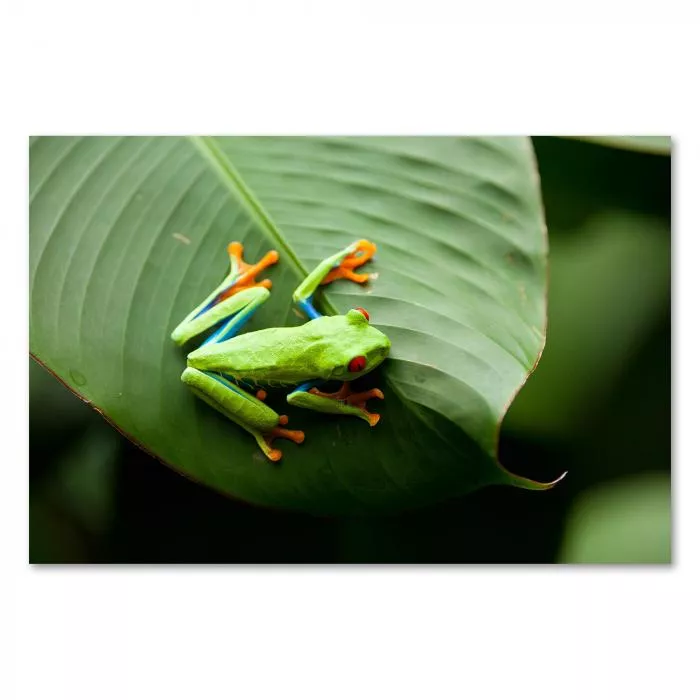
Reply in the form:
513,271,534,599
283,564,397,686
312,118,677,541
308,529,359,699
216,242,279,303
320,239,377,285
258,415,305,462
309,382,384,426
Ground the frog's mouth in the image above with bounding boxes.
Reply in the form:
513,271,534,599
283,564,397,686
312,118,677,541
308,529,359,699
366,344,390,371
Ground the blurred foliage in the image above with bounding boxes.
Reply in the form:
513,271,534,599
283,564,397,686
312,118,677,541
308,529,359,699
30,363,120,562
29,136,671,564
506,211,670,439
566,135,671,155
559,473,671,564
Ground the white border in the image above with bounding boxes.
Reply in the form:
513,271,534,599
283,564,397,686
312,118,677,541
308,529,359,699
4,4,697,700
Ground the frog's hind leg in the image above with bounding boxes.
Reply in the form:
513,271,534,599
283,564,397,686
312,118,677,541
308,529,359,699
181,368,305,462
174,285,270,350
291,239,377,319
171,242,278,345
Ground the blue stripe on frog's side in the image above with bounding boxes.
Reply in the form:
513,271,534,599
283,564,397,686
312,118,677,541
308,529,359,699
202,307,256,346
295,380,322,393
193,275,241,320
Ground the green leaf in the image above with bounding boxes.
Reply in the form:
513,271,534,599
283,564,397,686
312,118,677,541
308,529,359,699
559,473,671,564
565,136,671,155
29,136,556,515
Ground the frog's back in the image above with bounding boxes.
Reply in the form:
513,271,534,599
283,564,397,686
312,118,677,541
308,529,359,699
187,311,390,385
186,316,344,384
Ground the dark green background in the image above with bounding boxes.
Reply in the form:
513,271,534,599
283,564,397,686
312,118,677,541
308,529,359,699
29,137,671,564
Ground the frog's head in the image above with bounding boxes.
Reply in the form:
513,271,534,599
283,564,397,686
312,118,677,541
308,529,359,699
321,307,391,381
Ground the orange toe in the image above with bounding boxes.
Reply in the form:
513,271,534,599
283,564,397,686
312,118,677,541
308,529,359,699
367,413,380,427
218,244,280,302
272,428,305,445
227,241,244,258
262,424,306,463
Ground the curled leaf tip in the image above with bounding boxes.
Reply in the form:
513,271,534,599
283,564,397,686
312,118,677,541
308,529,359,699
499,465,568,491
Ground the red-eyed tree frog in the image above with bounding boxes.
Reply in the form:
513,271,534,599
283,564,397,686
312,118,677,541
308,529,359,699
171,240,390,462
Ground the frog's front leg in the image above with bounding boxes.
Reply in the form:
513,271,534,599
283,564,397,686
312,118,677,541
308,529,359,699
182,368,304,462
288,239,384,424
287,381,384,426
292,239,376,319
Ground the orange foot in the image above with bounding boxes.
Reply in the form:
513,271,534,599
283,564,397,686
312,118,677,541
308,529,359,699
321,239,377,285
262,414,305,462
217,242,279,303
310,382,385,426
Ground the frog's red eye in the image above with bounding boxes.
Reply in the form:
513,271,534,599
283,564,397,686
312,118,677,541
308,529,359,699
348,356,366,373
354,307,370,321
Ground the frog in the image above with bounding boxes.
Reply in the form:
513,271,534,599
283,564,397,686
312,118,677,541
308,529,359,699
171,239,391,462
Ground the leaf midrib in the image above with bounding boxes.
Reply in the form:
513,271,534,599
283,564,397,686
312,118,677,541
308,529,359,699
190,136,337,318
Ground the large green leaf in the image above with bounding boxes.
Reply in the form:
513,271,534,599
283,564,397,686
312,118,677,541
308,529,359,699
29,136,556,515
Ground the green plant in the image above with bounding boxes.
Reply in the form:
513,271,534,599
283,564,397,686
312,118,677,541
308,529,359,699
30,136,554,515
